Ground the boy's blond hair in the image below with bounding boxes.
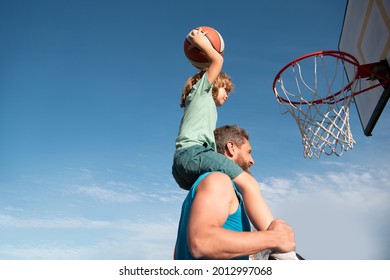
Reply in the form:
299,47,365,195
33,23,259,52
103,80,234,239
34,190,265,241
180,70,234,108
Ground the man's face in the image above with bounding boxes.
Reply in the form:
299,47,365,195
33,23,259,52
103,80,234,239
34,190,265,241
234,138,254,173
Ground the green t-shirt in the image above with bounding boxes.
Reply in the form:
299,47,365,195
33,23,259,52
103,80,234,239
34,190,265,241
175,72,217,151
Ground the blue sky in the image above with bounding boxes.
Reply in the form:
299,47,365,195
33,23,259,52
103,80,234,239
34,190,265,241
0,0,389,260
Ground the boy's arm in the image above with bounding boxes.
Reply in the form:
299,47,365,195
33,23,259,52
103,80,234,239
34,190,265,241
187,28,223,84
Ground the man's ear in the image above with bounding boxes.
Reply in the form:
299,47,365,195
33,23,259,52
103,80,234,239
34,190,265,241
225,141,236,157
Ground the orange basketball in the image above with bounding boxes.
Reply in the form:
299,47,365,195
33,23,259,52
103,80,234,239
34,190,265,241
184,26,225,69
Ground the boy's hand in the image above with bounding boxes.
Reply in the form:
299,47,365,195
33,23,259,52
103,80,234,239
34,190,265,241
187,28,209,51
186,27,223,85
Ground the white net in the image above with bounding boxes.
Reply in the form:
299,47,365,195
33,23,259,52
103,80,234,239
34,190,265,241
274,52,359,158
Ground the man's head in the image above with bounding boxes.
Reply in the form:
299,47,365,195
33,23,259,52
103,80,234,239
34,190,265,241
214,125,254,173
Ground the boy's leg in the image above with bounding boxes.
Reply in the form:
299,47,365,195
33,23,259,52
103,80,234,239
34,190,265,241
234,172,299,259
233,172,274,231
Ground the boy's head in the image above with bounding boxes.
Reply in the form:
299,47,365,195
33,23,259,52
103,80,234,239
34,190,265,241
180,70,234,108
211,72,234,100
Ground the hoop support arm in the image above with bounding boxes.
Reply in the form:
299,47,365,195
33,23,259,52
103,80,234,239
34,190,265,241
358,59,390,84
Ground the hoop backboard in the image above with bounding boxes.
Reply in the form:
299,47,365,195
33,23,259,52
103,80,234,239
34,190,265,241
339,0,390,136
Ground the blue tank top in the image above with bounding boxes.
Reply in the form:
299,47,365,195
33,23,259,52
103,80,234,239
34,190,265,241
175,172,251,260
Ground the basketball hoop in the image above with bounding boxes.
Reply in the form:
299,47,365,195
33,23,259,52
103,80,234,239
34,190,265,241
273,50,390,159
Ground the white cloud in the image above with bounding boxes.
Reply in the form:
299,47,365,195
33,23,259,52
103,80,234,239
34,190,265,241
258,165,390,259
68,180,186,205
0,217,178,260
0,244,83,260
72,185,139,203
2,162,388,260
0,215,110,229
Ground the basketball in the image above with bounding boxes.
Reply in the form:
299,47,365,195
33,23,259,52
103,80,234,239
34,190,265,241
184,26,225,69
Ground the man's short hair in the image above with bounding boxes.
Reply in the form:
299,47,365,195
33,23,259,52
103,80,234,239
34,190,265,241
214,125,250,154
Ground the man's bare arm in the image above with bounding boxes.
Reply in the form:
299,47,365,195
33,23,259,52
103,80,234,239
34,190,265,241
187,172,295,259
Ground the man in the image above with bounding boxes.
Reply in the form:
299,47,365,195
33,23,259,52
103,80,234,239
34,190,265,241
174,125,296,260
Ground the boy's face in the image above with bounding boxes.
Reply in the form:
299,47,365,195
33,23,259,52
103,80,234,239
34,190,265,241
214,87,229,107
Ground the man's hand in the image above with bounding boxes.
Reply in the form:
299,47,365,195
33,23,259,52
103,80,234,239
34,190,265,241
267,219,296,253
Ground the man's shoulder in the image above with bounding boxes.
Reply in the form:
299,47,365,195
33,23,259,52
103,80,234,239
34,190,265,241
195,172,236,196
195,172,240,217
199,171,232,183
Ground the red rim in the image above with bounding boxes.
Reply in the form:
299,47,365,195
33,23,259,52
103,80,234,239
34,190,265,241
273,50,361,105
